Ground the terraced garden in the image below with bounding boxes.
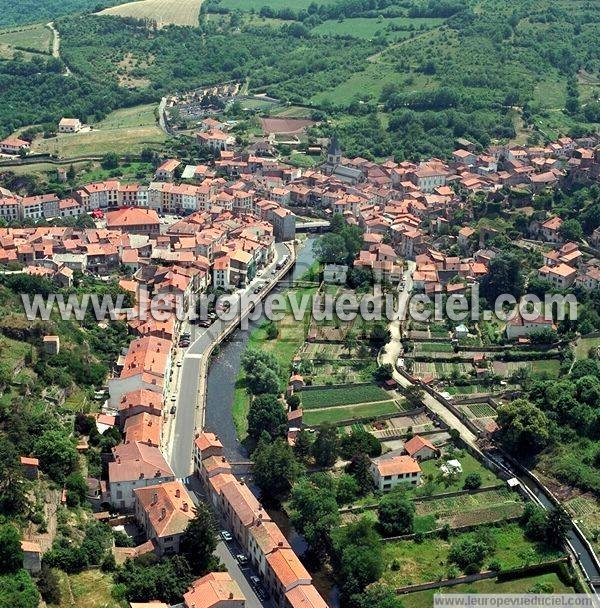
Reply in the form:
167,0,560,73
303,400,402,426
565,495,600,555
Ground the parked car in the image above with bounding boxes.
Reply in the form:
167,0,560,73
236,554,248,567
249,575,261,587
170,405,176,415
220,530,233,542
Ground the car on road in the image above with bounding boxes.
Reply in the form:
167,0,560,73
176,361,182,367
170,395,177,402
236,554,248,567
220,530,233,542
170,405,176,415
249,575,261,587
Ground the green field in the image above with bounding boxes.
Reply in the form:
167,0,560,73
303,400,399,426
575,336,600,360
565,495,600,555
312,16,444,39
419,452,500,493
0,23,52,53
417,342,455,353
31,104,167,157
381,523,563,587
463,403,497,418
401,573,575,608
300,384,391,409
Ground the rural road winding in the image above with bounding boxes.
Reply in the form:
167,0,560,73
46,22,71,76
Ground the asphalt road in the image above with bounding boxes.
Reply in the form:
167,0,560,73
167,242,290,478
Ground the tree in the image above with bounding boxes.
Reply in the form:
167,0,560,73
377,490,414,536
545,507,570,549
347,453,374,494
463,472,482,490
0,524,23,574
480,253,524,305
101,152,119,169
247,394,286,440
293,429,312,463
496,399,550,455
114,555,193,604
339,428,381,460
333,519,383,602
373,364,393,382
34,430,78,483
369,322,390,346
570,359,599,381
520,503,547,541
37,565,61,605
336,474,359,505
448,536,491,572
314,233,347,265
65,471,88,507
559,219,583,242
311,424,339,467
290,475,340,557
180,503,218,575
253,439,303,497
404,385,424,408
352,583,404,608
0,436,27,515
0,570,39,608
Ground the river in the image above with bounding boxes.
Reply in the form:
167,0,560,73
203,236,318,462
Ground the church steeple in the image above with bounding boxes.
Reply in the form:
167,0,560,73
327,133,341,165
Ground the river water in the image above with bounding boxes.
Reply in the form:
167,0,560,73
204,237,318,462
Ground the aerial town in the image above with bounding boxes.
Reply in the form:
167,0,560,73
0,114,599,608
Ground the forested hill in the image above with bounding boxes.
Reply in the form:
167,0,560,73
0,0,122,27
1,0,598,159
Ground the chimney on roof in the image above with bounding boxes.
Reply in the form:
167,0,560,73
229,593,234,600
160,507,166,520
182,502,188,512
152,493,158,505
139,472,145,479
175,488,180,498
278,541,283,547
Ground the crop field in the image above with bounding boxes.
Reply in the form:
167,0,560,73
462,403,497,418
401,573,575,608
98,0,202,27
565,495,600,554
415,342,455,353
312,16,444,39
31,104,166,157
493,359,561,377
303,400,400,426
300,384,391,409
415,488,524,528
0,23,52,53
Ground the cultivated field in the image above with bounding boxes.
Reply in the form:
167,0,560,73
0,23,52,53
300,385,391,409
98,0,202,27
32,104,166,157
303,400,400,426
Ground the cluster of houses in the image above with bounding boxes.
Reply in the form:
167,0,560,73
195,431,328,608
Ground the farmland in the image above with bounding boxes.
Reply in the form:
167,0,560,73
0,23,52,53
98,0,203,27
380,523,564,587
303,400,401,426
300,385,391,409
30,103,167,157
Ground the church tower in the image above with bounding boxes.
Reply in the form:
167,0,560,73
327,133,341,166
